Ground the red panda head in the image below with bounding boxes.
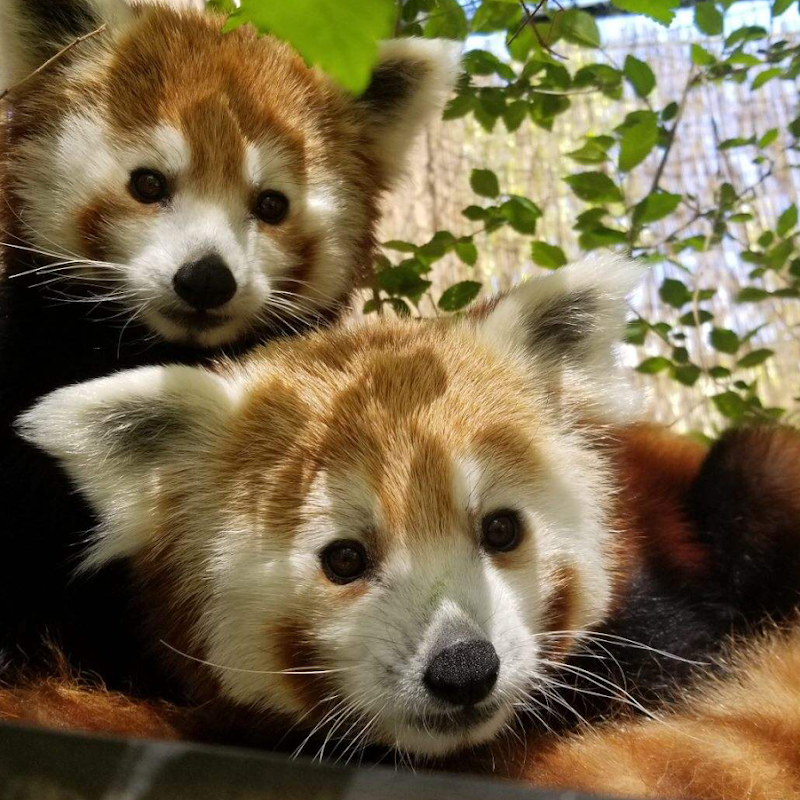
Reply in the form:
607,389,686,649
1,1,459,346
19,256,642,757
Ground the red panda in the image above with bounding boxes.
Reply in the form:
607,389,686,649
5,621,800,800
523,619,800,799
0,0,458,684
15,255,800,772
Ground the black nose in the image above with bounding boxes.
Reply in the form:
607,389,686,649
173,254,237,311
424,639,499,707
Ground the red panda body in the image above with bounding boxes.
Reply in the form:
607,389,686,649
0,0,458,687
13,257,800,786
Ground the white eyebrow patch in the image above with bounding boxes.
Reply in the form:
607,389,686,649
124,123,190,176
244,135,303,199
54,112,120,187
453,456,483,514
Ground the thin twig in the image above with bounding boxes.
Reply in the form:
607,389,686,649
627,68,698,252
0,23,107,102
650,68,697,194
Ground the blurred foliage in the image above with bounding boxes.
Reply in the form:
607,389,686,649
212,0,800,432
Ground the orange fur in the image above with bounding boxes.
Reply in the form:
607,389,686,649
522,624,800,799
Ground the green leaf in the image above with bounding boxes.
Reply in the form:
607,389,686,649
463,49,505,77
672,345,689,363
478,87,506,118
736,287,771,302
563,172,623,203
471,0,522,32
507,22,536,62
362,298,380,314
624,55,656,98
637,356,672,374
719,136,756,149
709,366,731,378
462,205,489,221
777,204,798,237
500,195,542,234
560,9,601,47
443,93,476,121
579,226,627,250
712,391,747,419
633,192,682,225
383,240,417,253
619,113,658,171
471,169,500,198
660,278,691,308
611,0,679,25
503,100,529,132
719,182,737,209
377,265,432,297
625,319,648,345
724,25,767,48
574,208,609,231
758,128,779,148
386,297,412,316
691,44,716,66
416,230,456,267
531,241,568,269
672,364,701,386
694,2,723,35
737,348,774,367
455,240,478,266
752,67,783,89
438,280,482,311
772,0,793,16
566,140,610,165
424,0,468,39
680,309,714,326
726,52,762,66
709,327,741,353
226,0,395,94
662,101,679,121
767,239,794,270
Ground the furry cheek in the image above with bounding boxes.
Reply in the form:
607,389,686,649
76,193,156,267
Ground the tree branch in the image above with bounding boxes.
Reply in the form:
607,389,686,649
0,23,107,103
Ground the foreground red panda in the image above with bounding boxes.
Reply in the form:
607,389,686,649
5,621,800,799
15,255,800,775
0,0,458,682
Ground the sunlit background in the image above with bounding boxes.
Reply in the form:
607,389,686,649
380,1,800,434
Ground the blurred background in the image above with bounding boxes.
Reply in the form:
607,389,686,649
378,2,800,434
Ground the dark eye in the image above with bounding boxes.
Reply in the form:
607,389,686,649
481,511,522,553
129,169,168,204
254,190,289,224
321,540,368,584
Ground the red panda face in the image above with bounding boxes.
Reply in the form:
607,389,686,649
19,257,642,756
1,2,458,347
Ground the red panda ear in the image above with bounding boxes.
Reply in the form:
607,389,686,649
354,37,461,187
1,0,131,88
15,364,239,571
473,254,645,419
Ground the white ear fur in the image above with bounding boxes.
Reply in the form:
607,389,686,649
0,0,130,88
16,364,238,571
476,254,645,419
357,37,462,186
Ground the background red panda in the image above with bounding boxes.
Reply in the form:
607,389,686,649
15,256,800,772
0,0,458,687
